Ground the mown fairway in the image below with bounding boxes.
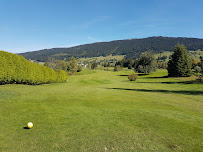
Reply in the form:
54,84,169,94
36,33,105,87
0,69,202,152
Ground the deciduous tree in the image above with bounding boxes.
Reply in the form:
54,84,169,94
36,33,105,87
135,52,157,74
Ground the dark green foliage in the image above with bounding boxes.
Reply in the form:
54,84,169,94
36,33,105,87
103,62,111,67
91,62,97,69
128,64,133,69
168,44,192,77
128,74,138,81
135,52,157,74
115,60,124,67
0,51,67,85
19,37,203,61
115,59,135,68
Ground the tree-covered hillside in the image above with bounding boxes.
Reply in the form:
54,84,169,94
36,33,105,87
19,36,203,61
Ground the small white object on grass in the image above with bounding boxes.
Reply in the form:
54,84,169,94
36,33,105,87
27,122,33,128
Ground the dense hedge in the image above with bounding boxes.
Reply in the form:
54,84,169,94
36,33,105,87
0,51,67,85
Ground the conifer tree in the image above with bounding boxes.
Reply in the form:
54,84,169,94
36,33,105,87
167,44,192,77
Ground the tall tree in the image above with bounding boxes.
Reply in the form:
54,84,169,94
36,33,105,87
68,56,78,75
167,44,192,77
135,52,157,74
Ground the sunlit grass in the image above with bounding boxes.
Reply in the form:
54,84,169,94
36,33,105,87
0,69,202,151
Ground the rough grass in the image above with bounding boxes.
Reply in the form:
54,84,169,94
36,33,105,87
0,69,202,152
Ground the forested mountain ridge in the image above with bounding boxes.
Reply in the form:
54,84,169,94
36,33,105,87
19,36,203,61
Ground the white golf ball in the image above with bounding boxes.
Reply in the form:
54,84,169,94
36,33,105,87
27,122,33,128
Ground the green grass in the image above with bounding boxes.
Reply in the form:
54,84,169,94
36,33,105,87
0,69,203,151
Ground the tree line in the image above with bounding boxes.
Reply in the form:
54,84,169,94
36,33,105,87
0,51,67,85
44,56,82,75
19,36,203,62
114,44,202,78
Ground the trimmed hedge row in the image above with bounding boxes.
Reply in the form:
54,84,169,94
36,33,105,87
0,51,67,85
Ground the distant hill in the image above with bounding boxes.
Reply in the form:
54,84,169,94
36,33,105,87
19,36,203,62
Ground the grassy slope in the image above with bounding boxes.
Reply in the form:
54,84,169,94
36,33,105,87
0,69,202,152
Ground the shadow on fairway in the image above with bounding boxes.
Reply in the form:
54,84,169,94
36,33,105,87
23,127,30,129
136,81,202,84
108,88,203,95
145,76,168,79
118,74,147,77
118,75,129,76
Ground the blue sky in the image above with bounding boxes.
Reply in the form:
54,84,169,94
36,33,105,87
0,0,202,53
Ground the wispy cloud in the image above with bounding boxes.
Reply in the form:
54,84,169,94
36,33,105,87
71,16,111,30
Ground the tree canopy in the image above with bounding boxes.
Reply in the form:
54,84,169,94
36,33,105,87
167,44,192,77
134,52,157,74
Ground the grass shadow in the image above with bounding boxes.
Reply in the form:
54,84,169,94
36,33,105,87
108,88,203,95
118,74,147,77
137,80,203,84
23,127,30,129
145,76,168,79
118,75,129,76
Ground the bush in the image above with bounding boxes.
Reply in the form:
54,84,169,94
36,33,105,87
0,51,67,85
56,70,68,83
114,65,122,71
128,74,138,81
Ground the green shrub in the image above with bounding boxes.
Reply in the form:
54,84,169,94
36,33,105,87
0,51,67,85
128,74,138,81
114,65,122,71
56,70,68,83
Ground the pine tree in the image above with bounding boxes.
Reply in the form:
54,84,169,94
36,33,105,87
167,44,192,77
